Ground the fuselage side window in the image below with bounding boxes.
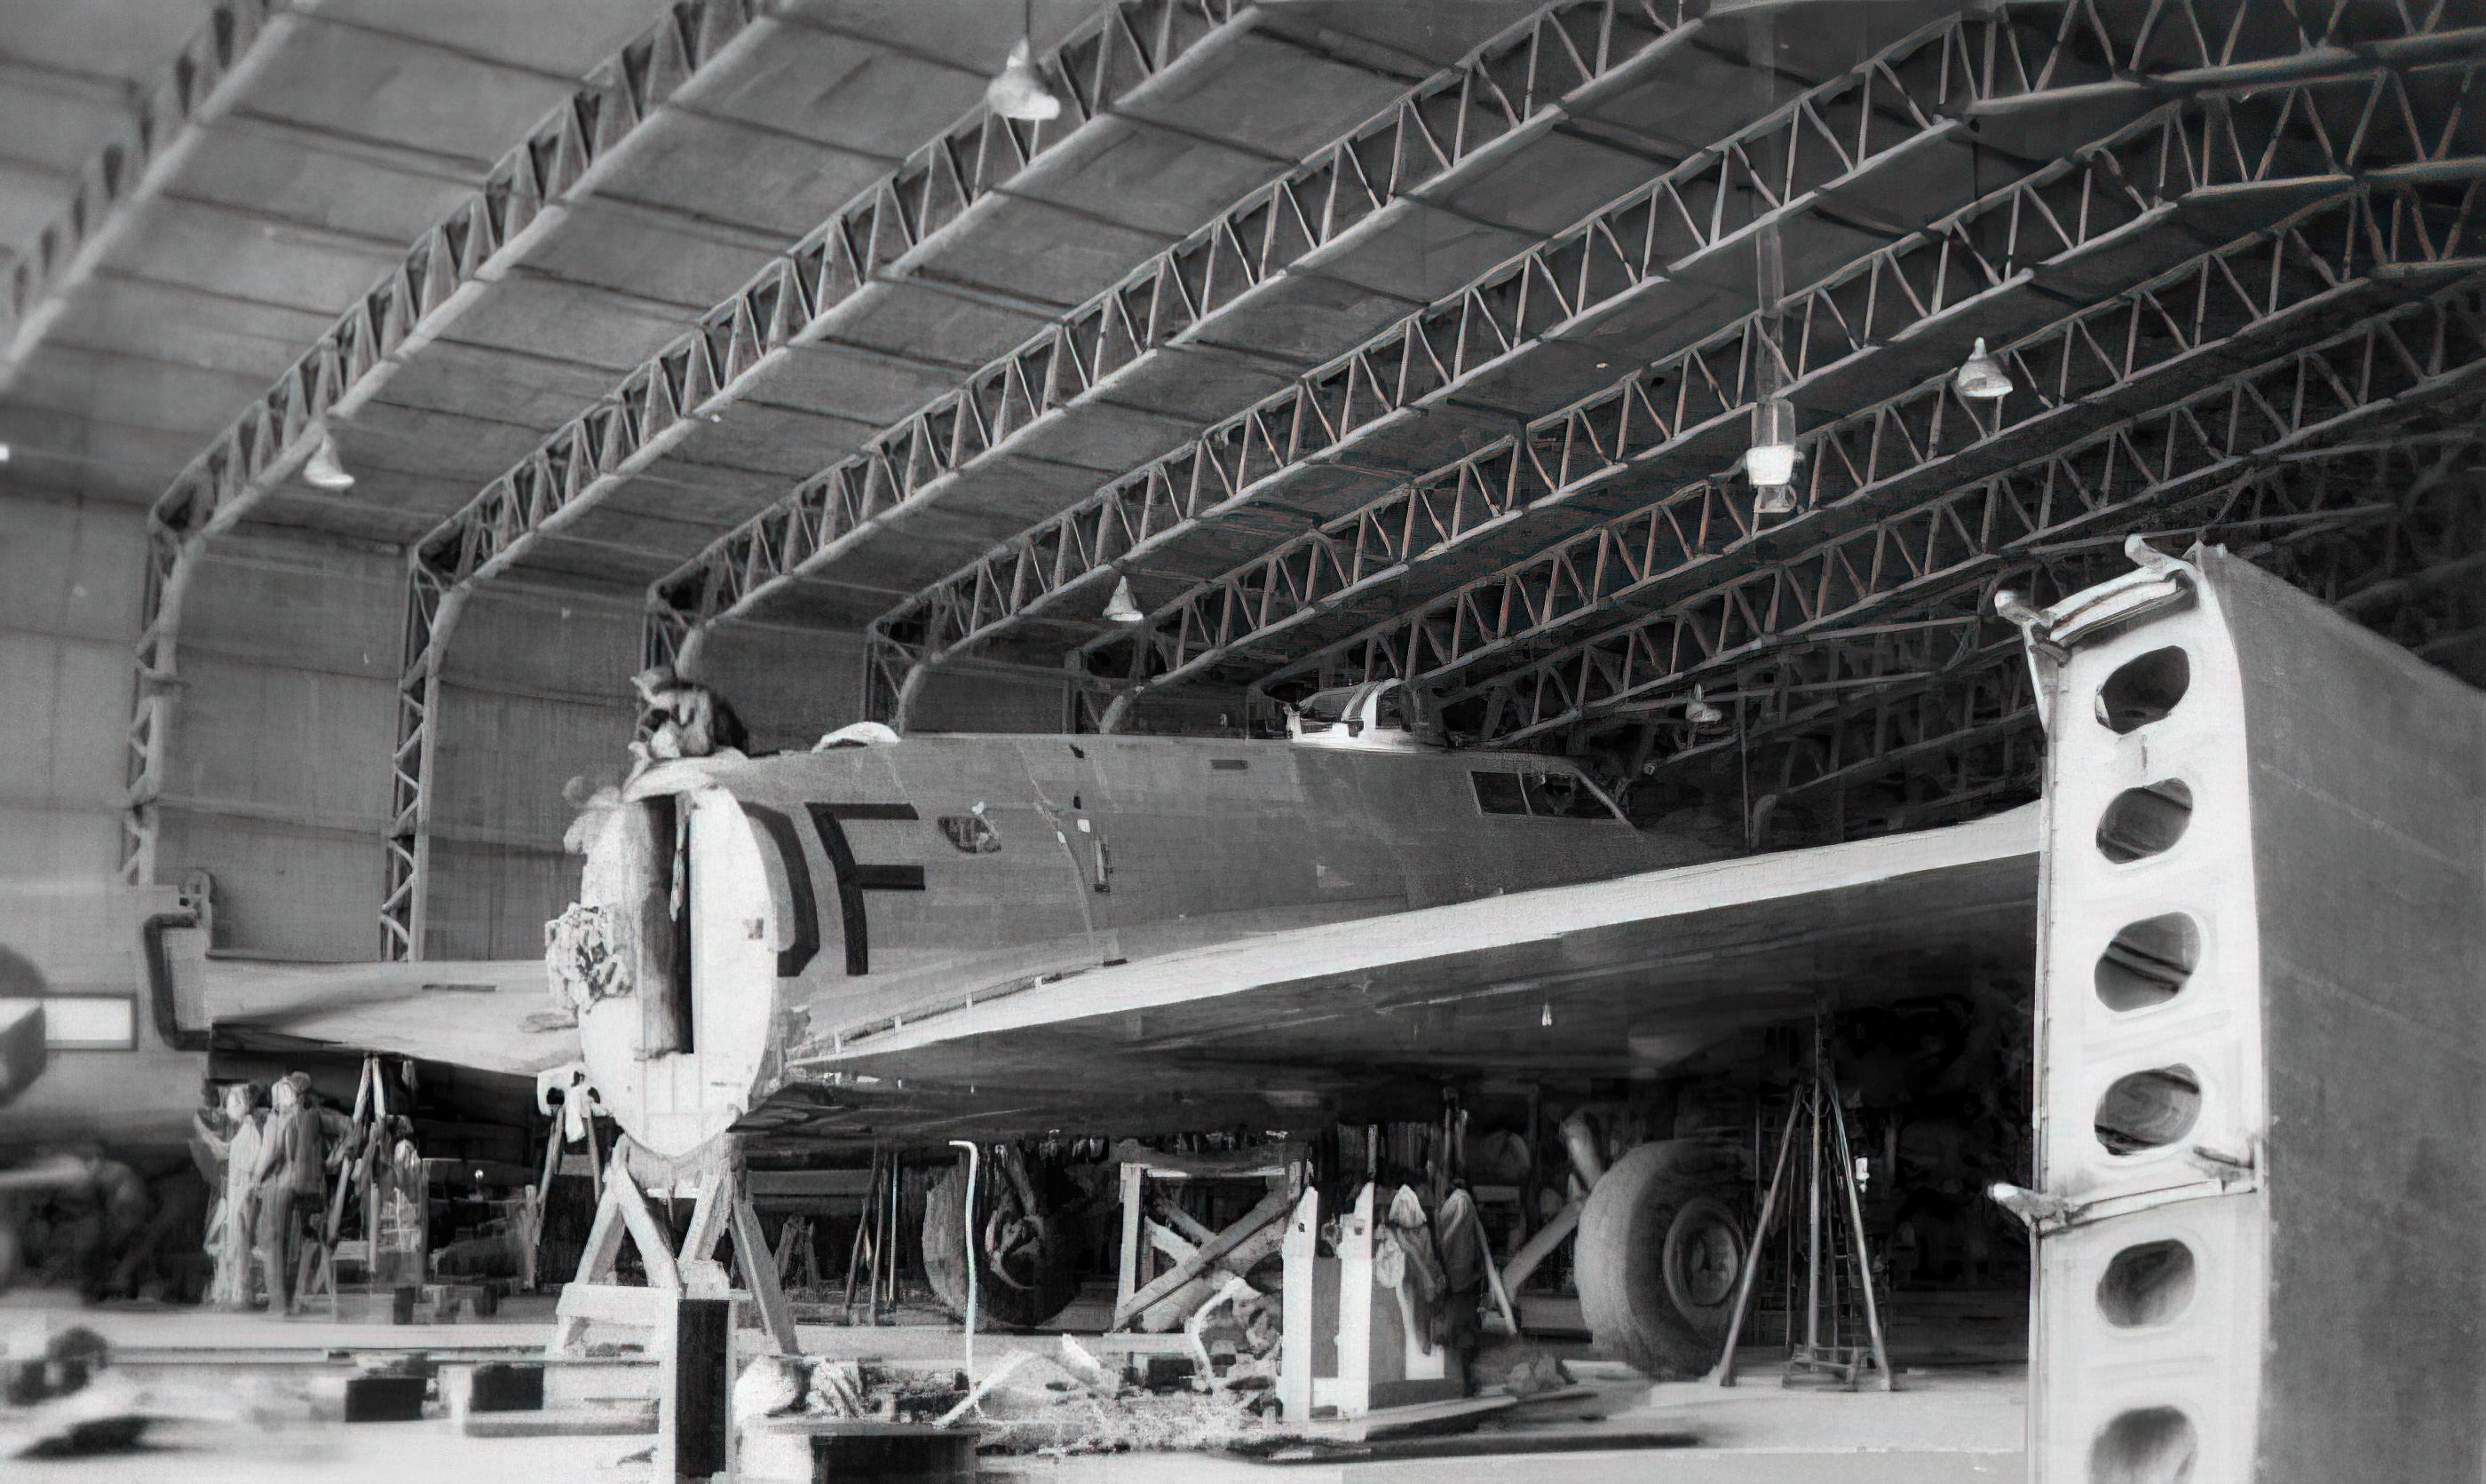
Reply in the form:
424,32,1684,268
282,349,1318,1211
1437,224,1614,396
1522,770,1619,820
939,815,1002,854
38,996,138,1051
1471,771,1529,815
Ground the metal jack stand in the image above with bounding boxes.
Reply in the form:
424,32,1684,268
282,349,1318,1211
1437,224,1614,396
1714,1024,1893,1392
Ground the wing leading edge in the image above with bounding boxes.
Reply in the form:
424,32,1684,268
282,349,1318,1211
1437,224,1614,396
800,806,2042,1135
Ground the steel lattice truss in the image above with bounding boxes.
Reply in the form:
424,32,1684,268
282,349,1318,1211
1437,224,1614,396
644,0,1720,658
1628,428,2486,847
1215,174,2485,733
370,0,1261,956
1434,277,2486,745
1075,138,2176,694
1088,69,2486,703
706,0,2486,691
3,0,275,373
119,528,188,886
378,567,463,960
115,0,811,886
886,53,2486,721
845,13,2086,718
408,0,1250,604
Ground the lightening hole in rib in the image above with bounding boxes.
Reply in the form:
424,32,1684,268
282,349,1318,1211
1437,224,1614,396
2095,914,2200,1012
2090,1407,2197,1484
2097,780,2192,864
2095,1067,2200,1155
2095,646,2190,734
2096,1240,2196,1328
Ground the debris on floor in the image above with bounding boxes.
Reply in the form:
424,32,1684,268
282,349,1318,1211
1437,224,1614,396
0,1323,153,1457
1469,1335,1574,1399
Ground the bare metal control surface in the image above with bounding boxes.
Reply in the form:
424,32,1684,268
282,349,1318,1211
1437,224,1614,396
2023,547,2486,1483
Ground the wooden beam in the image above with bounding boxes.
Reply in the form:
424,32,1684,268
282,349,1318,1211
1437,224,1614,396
1145,1219,1197,1266
1113,1187,1287,1330
678,1157,732,1266
1115,1162,1144,1319
610,1162,681,1291
1279,1187,1318,1422
1500,1201,1579,1295
1150,1196,1218,1248
729,1195,801,1356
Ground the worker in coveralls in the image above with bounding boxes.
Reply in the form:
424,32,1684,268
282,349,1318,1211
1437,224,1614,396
249,1072,351,1312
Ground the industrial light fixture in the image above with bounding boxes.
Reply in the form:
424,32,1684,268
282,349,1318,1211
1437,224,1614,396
1746,395,1798,515
0,442,11,465
1102,575,1144,624
986,0,1062,122
304,429,354,491
1954,336,2013,400
1684,685,1726,730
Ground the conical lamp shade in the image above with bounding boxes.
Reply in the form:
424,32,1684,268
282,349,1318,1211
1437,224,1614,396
304,430,355,490
1685,685,1726,729
1102,575,1144,624
1954,336,2012,399
986,39,1062,122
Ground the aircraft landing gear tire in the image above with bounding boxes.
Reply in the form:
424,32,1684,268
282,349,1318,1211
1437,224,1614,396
922,1162,1081,1330
1576,1139,1748,1378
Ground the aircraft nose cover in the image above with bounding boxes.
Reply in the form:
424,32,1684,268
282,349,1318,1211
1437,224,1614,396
567,785,780,1159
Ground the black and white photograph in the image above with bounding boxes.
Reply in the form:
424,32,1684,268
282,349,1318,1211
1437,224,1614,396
0,1,2480,1480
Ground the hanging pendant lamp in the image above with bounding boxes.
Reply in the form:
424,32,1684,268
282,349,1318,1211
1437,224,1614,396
1954,337,2013,400
1684,685,1726,730
1746,395,1798,515
304,430,355,491
1102,575,1144,624
986,0,1062,122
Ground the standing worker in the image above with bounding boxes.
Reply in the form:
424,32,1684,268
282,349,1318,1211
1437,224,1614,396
249,1073,329,1313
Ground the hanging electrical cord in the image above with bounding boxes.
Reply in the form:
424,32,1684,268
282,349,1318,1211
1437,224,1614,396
1744,11,1799,517
1954,115,2014,405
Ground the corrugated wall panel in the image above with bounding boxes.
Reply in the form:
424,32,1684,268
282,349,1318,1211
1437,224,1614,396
0,493,145,880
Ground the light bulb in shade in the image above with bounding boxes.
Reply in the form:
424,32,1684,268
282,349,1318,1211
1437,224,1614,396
0,442,11,464
1746,396,1798,513
1102,575,1144,624
304,430,354,491
986,39,1062,122
1954,336,2013,399
1743,442,1797,488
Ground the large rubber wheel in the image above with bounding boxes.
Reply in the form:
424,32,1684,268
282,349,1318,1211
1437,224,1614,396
1577,1139,1748,1377
922,1166,1081,1330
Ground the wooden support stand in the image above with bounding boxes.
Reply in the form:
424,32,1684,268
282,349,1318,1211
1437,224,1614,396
1110,1143,1302,1334
1275,1183,1467,1423
551,1135,802,1481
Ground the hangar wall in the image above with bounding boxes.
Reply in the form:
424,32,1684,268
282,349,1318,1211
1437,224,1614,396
154,529,399,959
0,493,141,883
425,583,638,962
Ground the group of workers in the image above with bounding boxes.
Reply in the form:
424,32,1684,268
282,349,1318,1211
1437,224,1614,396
189,1072,371,1312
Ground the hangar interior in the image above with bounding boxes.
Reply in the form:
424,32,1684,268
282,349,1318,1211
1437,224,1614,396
1,0,2482,1479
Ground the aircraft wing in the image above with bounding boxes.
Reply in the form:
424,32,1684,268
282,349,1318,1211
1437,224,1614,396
779,806,2042,1141
205,958,574,1078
